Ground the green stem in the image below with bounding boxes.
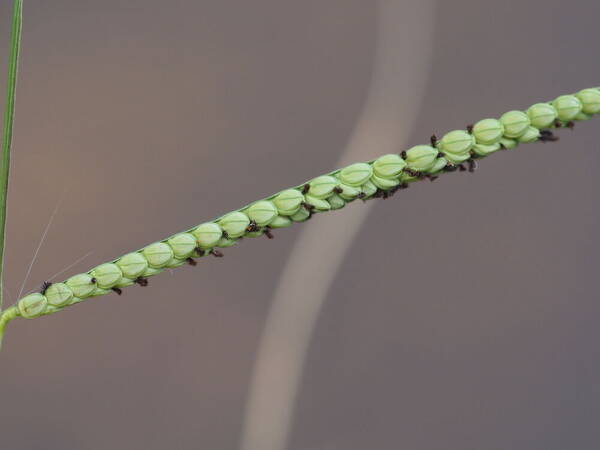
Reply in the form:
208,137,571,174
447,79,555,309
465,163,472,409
0,306,17,350
0,0,23,311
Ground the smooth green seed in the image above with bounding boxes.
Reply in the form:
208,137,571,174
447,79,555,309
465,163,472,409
91,263,123,288
246,200,278,226
439,130,474,155
527,103,557,128
517,126,540,143
143,267,164,277
339,163,373,187
577,88,600,114
18,293,48,318
443,150,471,165
337,183,361,201
193,222,223,249
272,189,304,215
371,174,399,190
361,180,378,198
218,211,250,238
308,175,338,199
290,207,311,222
117,252,148,279
472,143,501,156
166,257,186,268
167,233,197,259
405,145,439,172
327,194,346,210
472,119,504,145
90,287,111,297
116,277,135,288
500,137,518,149
45,305,65,315
373,154,406,179
428,157,448,174
269,215,293,228
216,237,238,247
66,273,96,298
304,194,331,211
45,282,73,307
500,110,530,138
575,112,593,121
142,242,174,268
552,95,582,121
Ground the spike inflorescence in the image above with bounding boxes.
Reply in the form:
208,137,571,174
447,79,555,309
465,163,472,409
11,88,600,320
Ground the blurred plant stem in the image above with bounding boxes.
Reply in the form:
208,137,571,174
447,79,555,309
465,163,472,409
0,0,24,348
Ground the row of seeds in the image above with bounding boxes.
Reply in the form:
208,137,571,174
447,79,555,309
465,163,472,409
16,89,600,318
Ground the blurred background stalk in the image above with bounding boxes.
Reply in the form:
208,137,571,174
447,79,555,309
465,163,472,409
239,1,436,449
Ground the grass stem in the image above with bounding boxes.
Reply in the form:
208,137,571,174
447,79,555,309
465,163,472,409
0,0,23,312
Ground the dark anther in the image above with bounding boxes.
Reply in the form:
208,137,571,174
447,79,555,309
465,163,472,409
222,230,230,240
90,277,97,284
135,277,149,287
566,121,575,129
468,159,477,173
333,186,343,194
210,249,224,258
357,192,367,200
373,189,384,198
458,164,467,172
40,281,53,295
246,220,260,233
466,124,474,134
430,135,438,146
427,175,439,182
554,119,563,128
194,247,206,257
399,182,410,190
404,168,420,177
264,227,275,239
539,129,559,142
444,164,458,172
400,151,408,159
301,184,310,194
112,287,123,296
438,151,445,157
302,202,315,211
186,257,197,266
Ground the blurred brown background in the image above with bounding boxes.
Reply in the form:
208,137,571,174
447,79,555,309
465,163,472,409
1,1,600,449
